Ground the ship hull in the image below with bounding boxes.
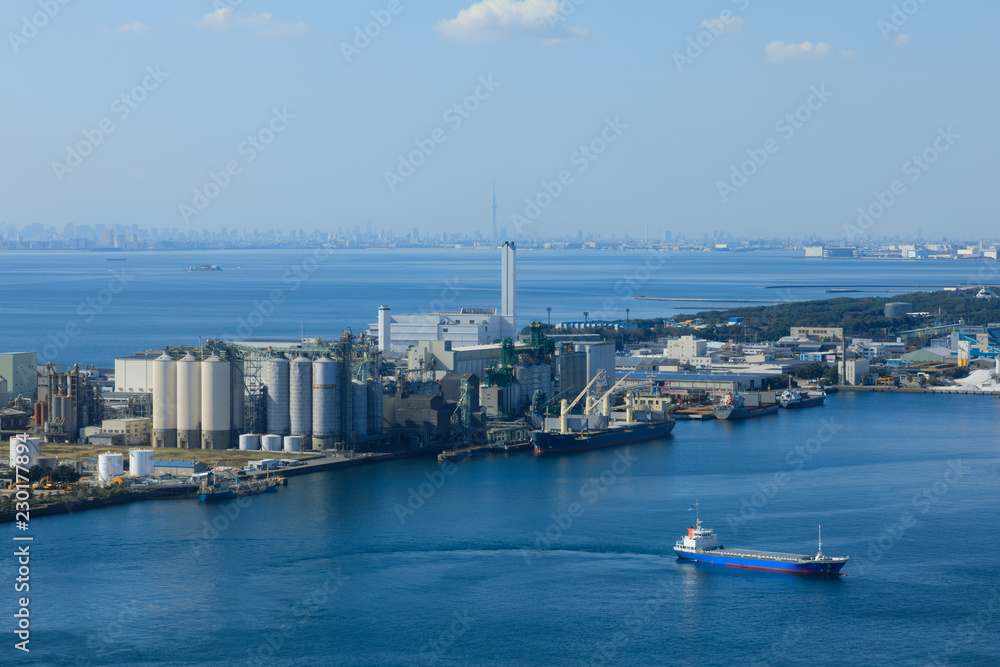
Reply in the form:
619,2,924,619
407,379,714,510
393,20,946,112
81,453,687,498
780,396,825,409
532,420,674,454
713,404,779,420
674,549,846,575
199,484,278,502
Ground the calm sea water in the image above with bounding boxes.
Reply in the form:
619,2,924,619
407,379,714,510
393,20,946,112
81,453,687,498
2,250,999,666
5,393,999,666
0,248,994,366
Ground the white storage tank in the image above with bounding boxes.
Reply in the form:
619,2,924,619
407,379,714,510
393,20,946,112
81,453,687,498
238,434,260,451
98,451,124,483
129,449,155,477
289,356,312,436
312,357,339,449
352,380,368,439
283,435,302,452
263,356,290,436
261,434,282,452
151,354,177,448
9,434,41,469
201,355,232,450
176,353,201,449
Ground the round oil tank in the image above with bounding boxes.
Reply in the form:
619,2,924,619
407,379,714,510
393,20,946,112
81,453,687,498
239,434,260,451
98,451,124,483
261,434,282,452
129,449,155,477
289,356,312,436
263,356,290,435
283,435,302,452
884,302,913,318
9,435,41,469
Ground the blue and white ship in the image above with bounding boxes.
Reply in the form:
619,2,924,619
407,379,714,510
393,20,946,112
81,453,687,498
673,503,849,575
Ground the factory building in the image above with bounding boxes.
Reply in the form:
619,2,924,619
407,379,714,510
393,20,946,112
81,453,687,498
101,418,152,446
114,353,159,393
370,308,510,355
0,352,38,400
369,243,518,355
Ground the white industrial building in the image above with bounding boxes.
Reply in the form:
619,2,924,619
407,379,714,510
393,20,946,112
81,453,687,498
665,335,708,363
370,242,518,355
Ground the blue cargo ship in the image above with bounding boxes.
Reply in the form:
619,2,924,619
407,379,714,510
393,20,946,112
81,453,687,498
673,503,848,575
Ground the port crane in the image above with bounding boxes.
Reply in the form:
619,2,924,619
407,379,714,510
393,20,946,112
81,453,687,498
558,371,606,434
585,372,634,417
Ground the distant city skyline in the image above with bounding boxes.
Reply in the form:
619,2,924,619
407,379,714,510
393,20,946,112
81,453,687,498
2,1,997,238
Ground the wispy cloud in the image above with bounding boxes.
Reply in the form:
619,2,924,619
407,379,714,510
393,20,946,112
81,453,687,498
435,0,585,44
893,33,910,47
764,41,853,64
701,15,744,35
118,22,150,35
193,9,307,35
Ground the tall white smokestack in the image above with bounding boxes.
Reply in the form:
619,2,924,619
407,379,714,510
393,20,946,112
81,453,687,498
378,305,391,354
501,242,516,337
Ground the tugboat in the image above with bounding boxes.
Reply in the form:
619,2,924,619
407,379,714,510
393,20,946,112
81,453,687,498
778,380,826,409
198,471,279,501
712,393,779,420
673,502,849,575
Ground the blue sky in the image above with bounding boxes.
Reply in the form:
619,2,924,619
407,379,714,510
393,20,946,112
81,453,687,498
2,0,996,239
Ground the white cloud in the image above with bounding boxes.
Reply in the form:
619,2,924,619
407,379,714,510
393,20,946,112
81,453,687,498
118,21,150,35
701,15,744,35
764,41,835,64
193,9,307,35
195,8,232,29
893,33,910,47
434,0,583,44
839,49,856,58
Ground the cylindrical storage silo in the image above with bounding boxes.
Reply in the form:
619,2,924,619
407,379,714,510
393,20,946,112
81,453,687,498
60,395,77,440
261,434,282,452
263,356,290,436
374,382,384,435
283,435,302,452
176,353,201,449
152,354,177,448
312,357,339,450
289,356,312,436
9,435,41,469
200,355,231,450
352,380,368,439
239,434,260,451
230,359,245,433
98,452,124,483
129,449,155,477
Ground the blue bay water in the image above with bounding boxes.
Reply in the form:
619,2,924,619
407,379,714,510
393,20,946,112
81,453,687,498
6,393,1000,666
0,248,995,366
1,250,999,665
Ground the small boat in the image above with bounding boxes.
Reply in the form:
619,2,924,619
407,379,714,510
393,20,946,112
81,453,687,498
778,380,826,409
712,393,779,420
673,502,849,575
188,264,222,272
199,471,279,501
